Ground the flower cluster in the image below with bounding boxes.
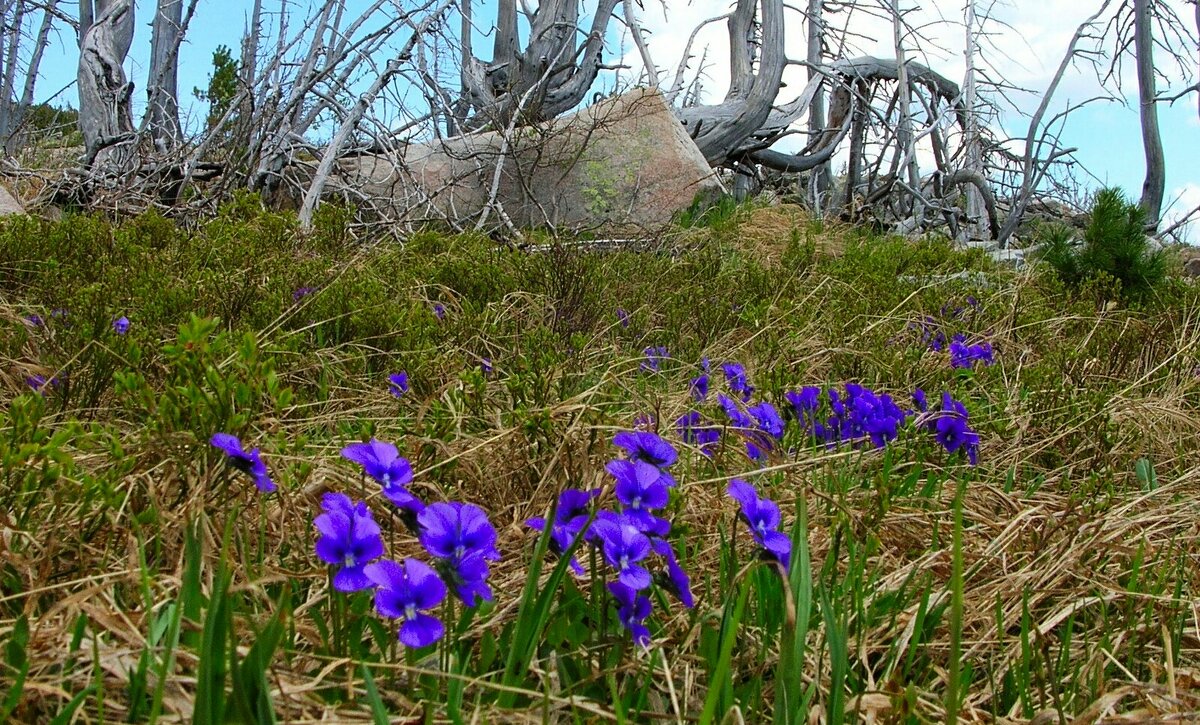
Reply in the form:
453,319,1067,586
910,298,993,370
321,436,501,648
920,391,980,464
526,430,693,646
949,336,995,369
800,383,910,450
684,359,983,465
675,411,720,457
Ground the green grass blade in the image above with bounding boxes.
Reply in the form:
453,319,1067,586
0,615,30,721
821,588,847,725
776,493,813,724
360,664,391,725
498,503,591,707
699,577,750,725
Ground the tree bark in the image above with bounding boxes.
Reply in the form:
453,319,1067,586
0,0,25,143
806,0,831,199
77,0,136,169
891,0,922,225
146,0,183,151
1134,0,1165,228
961,0,985,240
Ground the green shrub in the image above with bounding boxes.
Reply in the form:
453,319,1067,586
1035,187,1167,305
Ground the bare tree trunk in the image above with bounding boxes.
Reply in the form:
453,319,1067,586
77,0,136,169
961,0,984,240
0,0,25,143
17,2,54,114
146,0,184,152
806,0,831,202
1134,0,1164,228
890,0,922,226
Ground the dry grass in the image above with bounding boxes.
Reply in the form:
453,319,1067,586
3,210,1200,722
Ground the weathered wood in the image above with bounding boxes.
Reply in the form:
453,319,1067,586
76,0,136,170
145,0,184,151
1134,0,1165,228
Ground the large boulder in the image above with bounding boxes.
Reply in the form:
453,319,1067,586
0,185,23,216
335,88,723,232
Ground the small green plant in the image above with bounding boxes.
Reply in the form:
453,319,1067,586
1035,187,1167,304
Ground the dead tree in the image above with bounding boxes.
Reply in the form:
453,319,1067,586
77,0,135,170
455,0,622,131
145,0,185,152
1134,0,1164,227
0,0,60,153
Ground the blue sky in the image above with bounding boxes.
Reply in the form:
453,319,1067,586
30,0,1200,235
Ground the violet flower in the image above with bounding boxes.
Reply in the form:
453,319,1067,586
418,502,501,606
210,433,276,492
365,558,448,647
726,479,791,571
314,493,384,591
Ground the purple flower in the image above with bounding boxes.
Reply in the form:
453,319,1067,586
590,516,653,590
691,373,710,401
927,392,979,465
726,480,791,571
617,308,630,328
607,459,672,531
784,387,821,419
365,558,447,648
949,340,995,369
481,358,493,375
418,502,501,606
340,439,422,513
641,346,667,373
913,389,928,412
526,488,598,574
718,393,753,431
608,582,652,645
112,316,129,335
748,401,785,439
387,371,409,397
612,431,678,470
633,413,656,431
25,374,61,395
210,433,276,492
314,493,384,591
292,286,317,302
676,411,720,457
721,362,754,402
23,314,43,328
745,439,769,463
433,303,446,320
650,538,694,608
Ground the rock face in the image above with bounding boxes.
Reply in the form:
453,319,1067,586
0,185,24,216
335,88,723,232
1183,257,1200,278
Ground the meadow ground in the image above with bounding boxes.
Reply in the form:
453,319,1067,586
1,198,1199,723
